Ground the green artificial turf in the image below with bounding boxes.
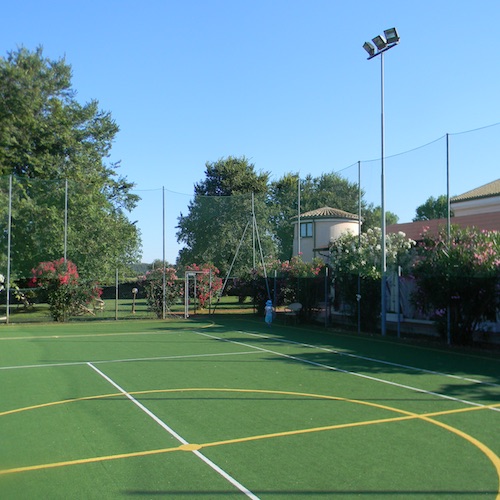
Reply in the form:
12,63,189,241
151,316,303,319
0,317,499,499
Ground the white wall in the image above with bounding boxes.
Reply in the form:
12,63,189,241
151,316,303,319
293,219,360,262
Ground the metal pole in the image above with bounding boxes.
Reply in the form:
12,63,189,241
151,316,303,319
64,179,68,262
209,269,212,315
324,266,329,328
162,186,166,320
357,160,362,335
115,268,119,320
297,176,301,256
446,134,451,242
273,269,277,308
252,192,256,269
380,51,387,336
396,265,401,338
446,133,451,345
184,272,189,318
6,175,12,325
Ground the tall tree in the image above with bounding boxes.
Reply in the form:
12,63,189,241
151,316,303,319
0,47,140,280
176,156,274,276
268,172,391,261
413,195,453,221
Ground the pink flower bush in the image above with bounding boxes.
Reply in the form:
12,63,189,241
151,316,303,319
30,258,101,322
412,226,500,344
185,263,223,308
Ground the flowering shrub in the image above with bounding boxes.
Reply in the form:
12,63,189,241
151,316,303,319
412,226,500,344
278,255,325,278
185,263,223,308
329,228,415,329
254,254,325,279
140,267,180,318
30,258,102,322
31,258,79,287
235,255,326,314
330,228,415,279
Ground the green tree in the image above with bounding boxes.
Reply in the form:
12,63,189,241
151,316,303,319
362,204,399,230
268,172,395,261
176,156,275,276
413,195,453,221
0,47,140,280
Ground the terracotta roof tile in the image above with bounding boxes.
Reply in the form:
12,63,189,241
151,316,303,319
387,212,500,241
451,179,500,202
296,206,359,220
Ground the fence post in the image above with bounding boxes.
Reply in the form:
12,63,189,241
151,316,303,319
115,268,119,320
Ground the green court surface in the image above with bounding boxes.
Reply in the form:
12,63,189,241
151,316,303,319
0,318,499,499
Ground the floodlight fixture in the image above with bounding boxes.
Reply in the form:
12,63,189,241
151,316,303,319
362,27,400,337
384,27,400,45
363,41,375,57
372,35,387,51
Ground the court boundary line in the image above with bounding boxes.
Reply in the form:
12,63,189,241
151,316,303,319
0,350,257,371
194,330,500,412
240,330,500,388
86,363,258,500
1,387,499,499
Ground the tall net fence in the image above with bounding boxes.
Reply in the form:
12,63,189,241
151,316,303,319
0,123,499,335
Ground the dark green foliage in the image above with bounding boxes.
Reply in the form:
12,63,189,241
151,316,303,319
140,267,181,318
176,156,274,276
413,195,453,221
0,47,140,280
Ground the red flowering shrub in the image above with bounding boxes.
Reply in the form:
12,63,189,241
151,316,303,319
30,258,79,288
30,258,101,322
185,263,223,308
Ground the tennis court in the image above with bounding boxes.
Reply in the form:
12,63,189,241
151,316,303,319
1,317,499,499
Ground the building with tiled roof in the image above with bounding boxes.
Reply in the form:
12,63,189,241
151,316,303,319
292,206,360,262
387,178,500,240
451,178,500,216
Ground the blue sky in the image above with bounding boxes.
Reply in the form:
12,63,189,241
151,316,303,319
2,1,500,263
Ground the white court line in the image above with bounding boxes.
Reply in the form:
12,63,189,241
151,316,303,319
242,331,500,388
87,362,259,500
0,350,256,371
194,330,500,413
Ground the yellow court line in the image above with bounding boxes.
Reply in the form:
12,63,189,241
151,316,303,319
1,388,499,499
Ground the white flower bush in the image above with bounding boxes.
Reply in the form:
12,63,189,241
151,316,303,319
330,227,415,278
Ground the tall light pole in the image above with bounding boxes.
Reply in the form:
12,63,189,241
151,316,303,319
363,27,400,336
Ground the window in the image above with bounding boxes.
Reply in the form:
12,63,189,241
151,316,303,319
300,222,313,238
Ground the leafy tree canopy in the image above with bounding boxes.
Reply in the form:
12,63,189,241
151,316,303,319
0,47,140,280
176,156,274,275
268,172,396,261
413,195,452,221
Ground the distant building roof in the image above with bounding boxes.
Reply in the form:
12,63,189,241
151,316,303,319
294,206,359,220
387,212,500,241
451,178,500,203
